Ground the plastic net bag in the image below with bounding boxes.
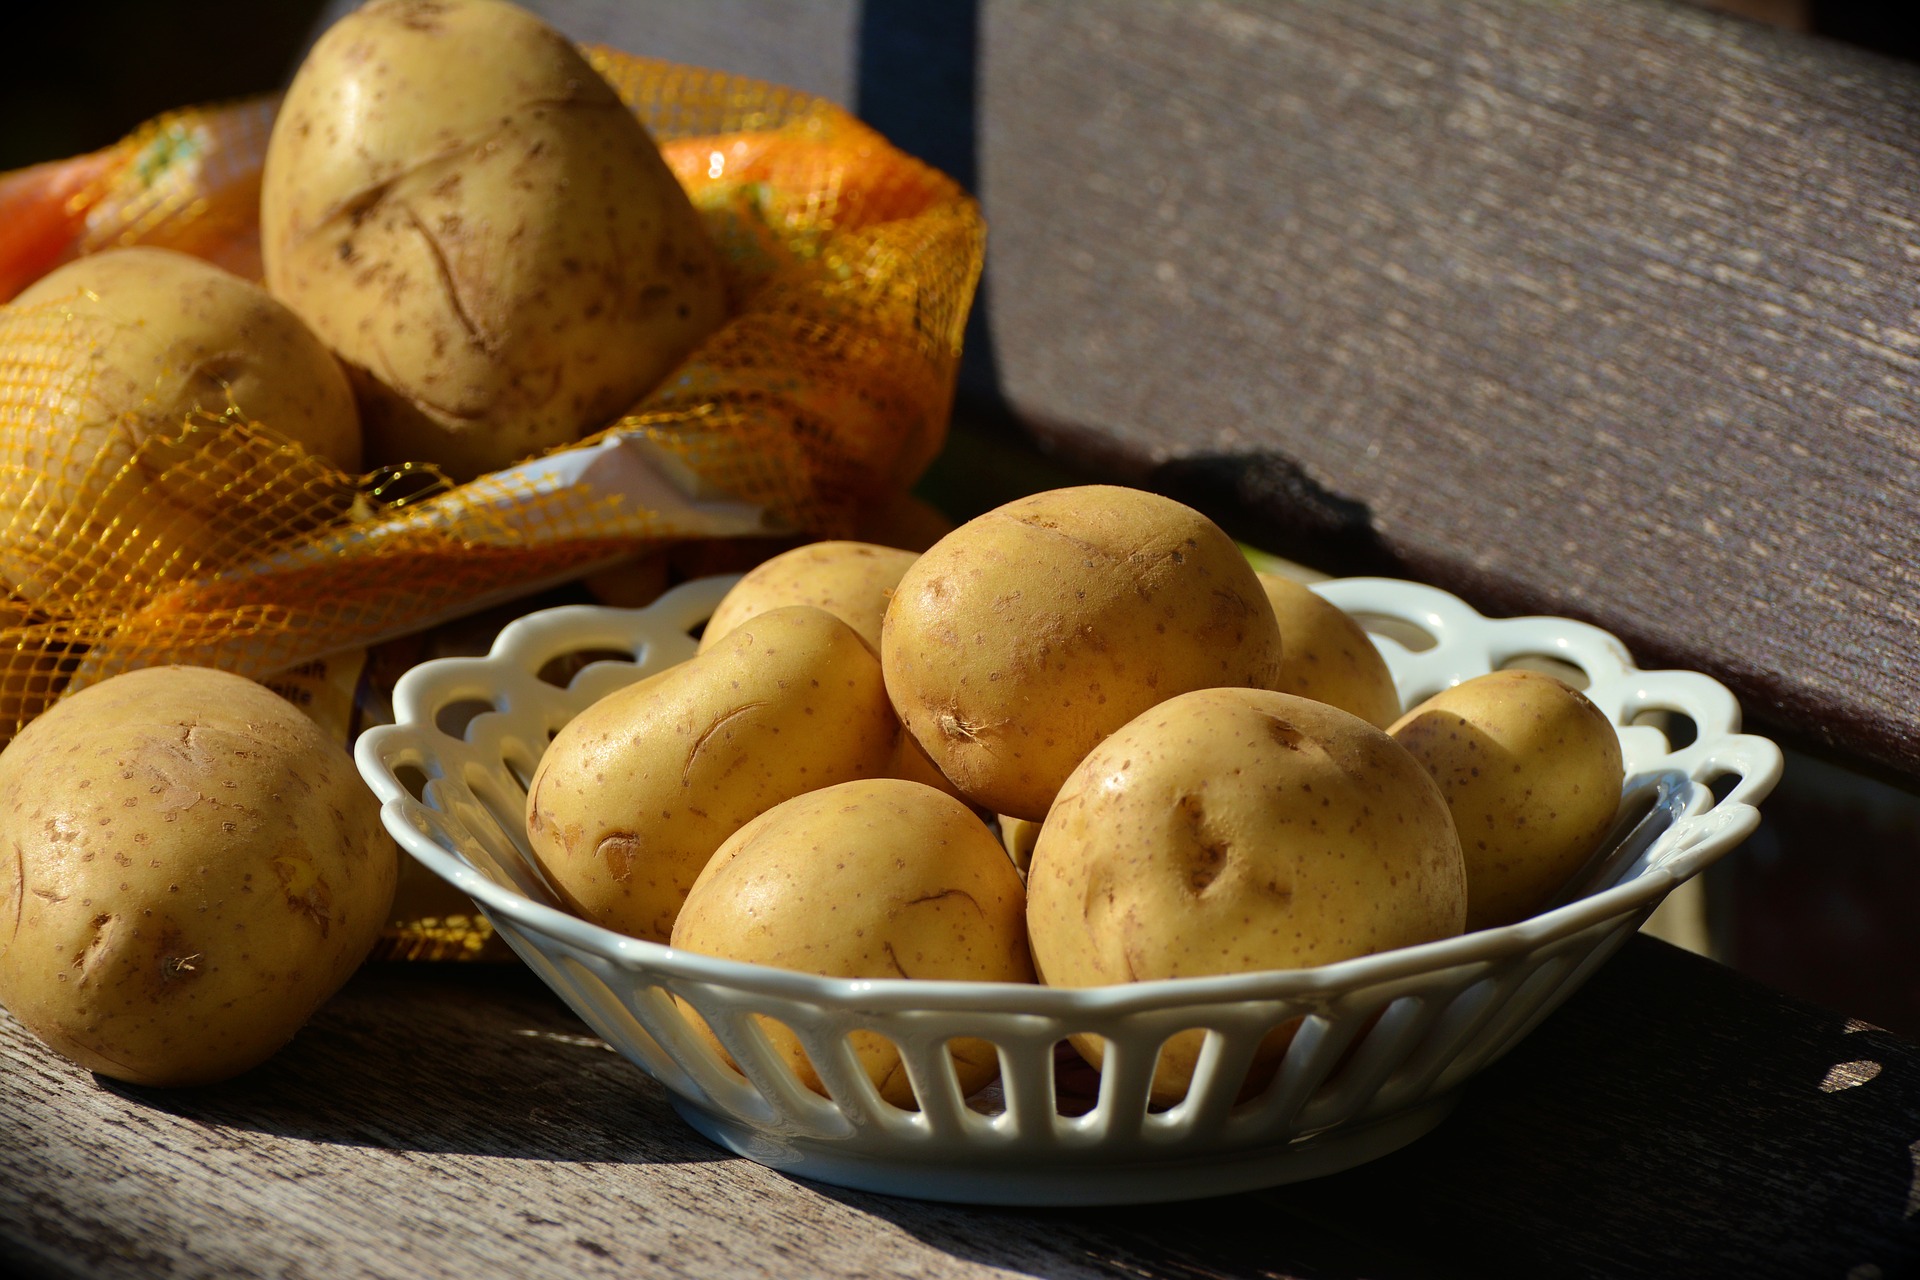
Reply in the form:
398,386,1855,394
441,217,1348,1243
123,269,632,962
0,49,984,743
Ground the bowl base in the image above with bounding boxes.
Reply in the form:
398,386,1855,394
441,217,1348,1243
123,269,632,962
669,1092,1460,1206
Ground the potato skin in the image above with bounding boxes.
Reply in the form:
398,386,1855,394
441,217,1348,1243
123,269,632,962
261,0,726,479
1258,573,1401,729
671,778,1033,1107
525,605,898,942
1390,669,1625,930
882,486,1284,822
0,666,397,1086
698,541,919,655
1026,687,1465,1103
2,247,362,603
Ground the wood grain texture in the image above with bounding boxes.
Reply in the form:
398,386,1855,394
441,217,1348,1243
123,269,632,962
4,939,1917,1280
973,0,1920,780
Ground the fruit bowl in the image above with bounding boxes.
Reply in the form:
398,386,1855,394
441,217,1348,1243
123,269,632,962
352,573,1782,1205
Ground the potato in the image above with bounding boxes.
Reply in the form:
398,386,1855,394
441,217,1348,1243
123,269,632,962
671,778,1033,1107
698,541,919,655
0,666,397,1086
882,486,1284,822
525,605,897,942
1,247,362,603
1390,669,1625,930
996,814,1039,877
261,0,727,480
1258,573,1401,728
1026,687,1465,1104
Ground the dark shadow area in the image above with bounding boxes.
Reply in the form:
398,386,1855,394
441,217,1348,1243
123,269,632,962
0,0,325,170
93,963,730,1167
1811,0,1920,62
791,936,1920,1280
854,0,1007,420
1151,451,1402,580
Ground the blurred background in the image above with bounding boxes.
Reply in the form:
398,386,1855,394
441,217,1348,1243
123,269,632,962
4,0,1917,1040
6,0,1919,171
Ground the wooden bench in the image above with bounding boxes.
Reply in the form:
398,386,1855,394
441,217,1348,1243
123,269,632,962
5,2,1920,1276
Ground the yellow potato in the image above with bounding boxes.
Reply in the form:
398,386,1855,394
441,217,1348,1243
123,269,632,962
1258,573,1401,728
671,778,1033,1107
0,666,397,1086
525,605,897,942
882,486,1284,821
886,727,969,805
695,539,972,801
1,247,362,603
1027,687,1465,1104
698,541,919,654
996,814,1040,877
1390,669,1625,930
262,0,726,480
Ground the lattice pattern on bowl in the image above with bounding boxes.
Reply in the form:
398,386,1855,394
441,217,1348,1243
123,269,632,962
353,574,1782,1205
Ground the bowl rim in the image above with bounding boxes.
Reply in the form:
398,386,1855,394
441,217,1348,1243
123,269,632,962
354,572,1785,1015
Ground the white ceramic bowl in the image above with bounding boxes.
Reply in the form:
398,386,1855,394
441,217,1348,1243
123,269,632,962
353,574,1782,1205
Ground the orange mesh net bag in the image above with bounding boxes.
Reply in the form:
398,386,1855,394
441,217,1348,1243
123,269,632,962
0,49,985,745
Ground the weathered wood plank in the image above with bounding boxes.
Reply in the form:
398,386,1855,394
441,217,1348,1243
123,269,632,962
4,937,1917,1279
973,0,1920,781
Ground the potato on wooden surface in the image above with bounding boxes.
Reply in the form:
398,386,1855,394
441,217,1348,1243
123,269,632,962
0,666,397,1086
698,541,919,655
1258,573,1401,728
1026,687,1465,1104
261,0,726,480
1390,669,1625,930
525,605,897,943
882,485,1283,822
0,247,361,603
671,778,1033,1107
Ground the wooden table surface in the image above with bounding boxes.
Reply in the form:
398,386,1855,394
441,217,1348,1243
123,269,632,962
5,933,1917,1280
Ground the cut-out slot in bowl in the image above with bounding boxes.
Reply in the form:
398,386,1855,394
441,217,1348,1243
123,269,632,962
356,573,1784,1206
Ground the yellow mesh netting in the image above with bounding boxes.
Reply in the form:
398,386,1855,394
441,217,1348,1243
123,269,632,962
0,50,984,743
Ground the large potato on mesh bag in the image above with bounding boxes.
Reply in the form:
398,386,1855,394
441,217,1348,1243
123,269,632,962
261,0,727,481
0,666,398,1086
1026,687,1466,1104
525,605,898,942
1390,669,1625,931
671,778,1034,1107
881,485,1284,822
1258,573,1401,729
0,247,361,604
